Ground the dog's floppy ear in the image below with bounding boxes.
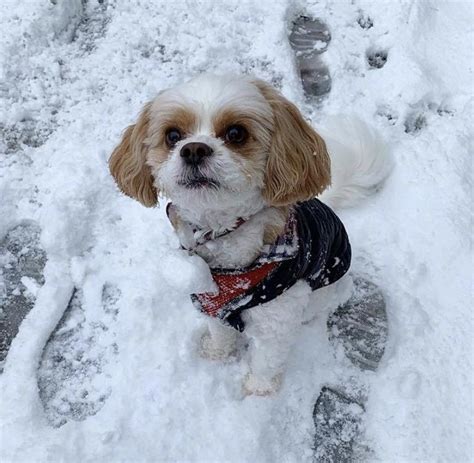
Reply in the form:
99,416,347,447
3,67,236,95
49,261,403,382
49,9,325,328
253,80,331,206
109,103,158,207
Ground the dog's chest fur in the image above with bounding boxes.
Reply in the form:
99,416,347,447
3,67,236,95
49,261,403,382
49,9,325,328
171,206,288,268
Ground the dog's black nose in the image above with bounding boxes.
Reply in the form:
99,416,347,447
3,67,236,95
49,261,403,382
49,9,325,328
180,142,213,165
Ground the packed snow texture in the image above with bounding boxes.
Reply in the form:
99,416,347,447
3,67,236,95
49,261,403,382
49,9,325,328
0,0,472,462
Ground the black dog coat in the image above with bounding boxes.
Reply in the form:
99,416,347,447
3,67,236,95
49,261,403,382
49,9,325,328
169,198,351,331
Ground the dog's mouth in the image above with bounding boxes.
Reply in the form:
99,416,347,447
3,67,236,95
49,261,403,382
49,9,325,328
177,175,220,190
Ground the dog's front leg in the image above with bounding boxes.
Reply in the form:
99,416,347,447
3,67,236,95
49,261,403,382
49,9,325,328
242,283,310,396
199,317,238,361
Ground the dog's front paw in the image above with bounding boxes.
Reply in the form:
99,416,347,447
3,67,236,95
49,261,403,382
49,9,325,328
199,332,236,361
242,372,283,396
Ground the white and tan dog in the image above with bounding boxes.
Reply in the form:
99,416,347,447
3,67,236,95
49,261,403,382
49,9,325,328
109,75,391,395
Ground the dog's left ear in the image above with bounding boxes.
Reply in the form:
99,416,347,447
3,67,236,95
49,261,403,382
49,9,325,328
253,80,331,206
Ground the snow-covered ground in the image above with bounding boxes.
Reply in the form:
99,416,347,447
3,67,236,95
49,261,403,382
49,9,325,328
0,0,472,461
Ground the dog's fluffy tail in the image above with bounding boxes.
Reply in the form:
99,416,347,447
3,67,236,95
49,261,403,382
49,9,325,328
317,116,393,209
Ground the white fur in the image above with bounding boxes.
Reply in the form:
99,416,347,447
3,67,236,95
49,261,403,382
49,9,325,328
318,116,394,209
174,206,286,268
145,76,393,395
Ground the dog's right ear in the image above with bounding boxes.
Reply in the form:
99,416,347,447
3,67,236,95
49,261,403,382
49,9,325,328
109,103,158,207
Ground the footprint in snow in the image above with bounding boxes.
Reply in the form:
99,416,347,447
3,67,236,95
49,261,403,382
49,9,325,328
366,48,388,69
0,121,56,155
70,0,111,53
289,15,332,101
404,112,427,134
37,284,119,427
0,223,47,371
313,386,367,462
328,277,388,372
47,0,110,51
357,12,374,30
356,13,388,70
377,100,452,133
404,101,454,135
376,105,398,126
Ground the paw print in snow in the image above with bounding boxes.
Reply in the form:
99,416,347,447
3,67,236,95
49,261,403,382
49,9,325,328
367,48,388,69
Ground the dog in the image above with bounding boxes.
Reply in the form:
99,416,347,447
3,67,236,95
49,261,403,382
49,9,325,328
109,74,391,395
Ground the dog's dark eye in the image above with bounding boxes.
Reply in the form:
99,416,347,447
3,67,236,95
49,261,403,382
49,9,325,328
225,125,248,144
166,128,182,147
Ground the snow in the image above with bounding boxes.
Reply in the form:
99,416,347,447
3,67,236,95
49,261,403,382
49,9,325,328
0,0,472,462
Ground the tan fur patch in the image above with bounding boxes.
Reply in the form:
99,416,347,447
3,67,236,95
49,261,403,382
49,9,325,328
109,103,158,207
252,80,331,206
263,206,290,244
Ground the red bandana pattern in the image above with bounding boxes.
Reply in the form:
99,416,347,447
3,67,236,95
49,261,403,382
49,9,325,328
192,262,280,317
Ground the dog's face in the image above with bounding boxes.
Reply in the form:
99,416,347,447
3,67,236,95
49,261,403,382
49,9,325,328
109,75,330,212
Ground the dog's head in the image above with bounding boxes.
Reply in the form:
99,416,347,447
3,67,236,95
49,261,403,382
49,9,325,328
109,75,330,212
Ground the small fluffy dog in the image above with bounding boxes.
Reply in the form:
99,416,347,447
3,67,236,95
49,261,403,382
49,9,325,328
109,75,391,395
